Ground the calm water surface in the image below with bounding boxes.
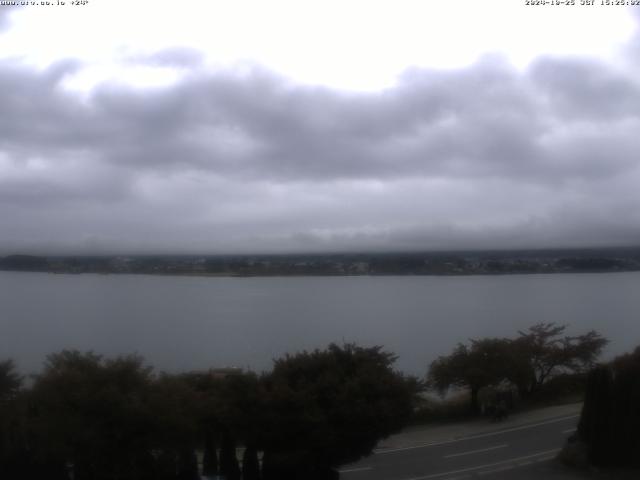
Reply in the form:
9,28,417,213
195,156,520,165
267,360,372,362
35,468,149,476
1,271,639,375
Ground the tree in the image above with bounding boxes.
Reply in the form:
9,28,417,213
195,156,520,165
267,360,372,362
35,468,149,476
201,431,218,477
427,324,607,412
609,346,640,466
513,323,608,396
575,346,640,467
219,430,241,480
261,343,420,479
177,449,199,480
0,360,27,479
577,365,614,465
242,445,261,480
146,373,201,479
29,350,158,480
427,338,512,413
1,344,423,479
180,369,264,479
0,359,22,401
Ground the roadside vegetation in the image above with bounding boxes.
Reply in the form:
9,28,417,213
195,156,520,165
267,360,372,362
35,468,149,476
561,345,640,470
423,323,607,419
0,325,613,478
0,344,420,480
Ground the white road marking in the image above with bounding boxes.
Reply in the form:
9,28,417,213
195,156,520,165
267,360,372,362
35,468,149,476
376,414,579,455
444,444,508,459
562,428,577,434
479,455,556,475
338,466,372,474
400,448,561,480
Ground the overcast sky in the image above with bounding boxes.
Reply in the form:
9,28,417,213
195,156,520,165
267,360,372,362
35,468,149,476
1,1,640,254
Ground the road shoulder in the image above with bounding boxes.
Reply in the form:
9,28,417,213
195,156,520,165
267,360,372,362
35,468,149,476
376,403,582,453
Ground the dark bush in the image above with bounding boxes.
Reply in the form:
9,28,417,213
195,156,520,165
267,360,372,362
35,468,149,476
527,373,587,404
576,347,640,467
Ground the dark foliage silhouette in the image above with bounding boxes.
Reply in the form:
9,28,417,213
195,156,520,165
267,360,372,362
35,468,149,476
0,344,419,480
427,323,607,413
577,346,640,467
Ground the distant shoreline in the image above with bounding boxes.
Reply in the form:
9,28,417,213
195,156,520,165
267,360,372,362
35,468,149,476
2,248,640,278
4,270,640,278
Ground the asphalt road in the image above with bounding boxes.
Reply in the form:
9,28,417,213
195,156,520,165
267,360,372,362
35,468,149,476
339,414,580,480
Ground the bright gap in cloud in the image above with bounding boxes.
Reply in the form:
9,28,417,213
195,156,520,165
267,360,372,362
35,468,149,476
1,0,636,92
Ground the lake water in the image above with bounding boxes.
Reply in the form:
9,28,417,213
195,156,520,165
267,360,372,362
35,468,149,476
1,271,639,376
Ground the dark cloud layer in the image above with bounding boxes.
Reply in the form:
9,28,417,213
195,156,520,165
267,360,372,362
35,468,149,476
2,28,640,253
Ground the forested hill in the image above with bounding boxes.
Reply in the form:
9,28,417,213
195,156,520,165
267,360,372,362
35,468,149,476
2,248,640,277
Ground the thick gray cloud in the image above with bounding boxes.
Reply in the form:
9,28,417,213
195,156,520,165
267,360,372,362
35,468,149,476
530,57,640,120
2,27,640,253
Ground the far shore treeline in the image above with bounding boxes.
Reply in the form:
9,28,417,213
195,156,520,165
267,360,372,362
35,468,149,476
2,247,640,277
